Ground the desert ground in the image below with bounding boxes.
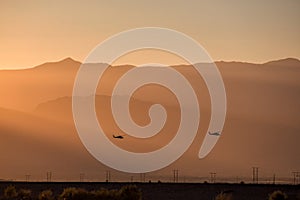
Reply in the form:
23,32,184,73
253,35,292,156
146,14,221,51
0,181,299,200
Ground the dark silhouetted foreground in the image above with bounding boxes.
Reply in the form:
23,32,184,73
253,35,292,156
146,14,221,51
0,182,299,200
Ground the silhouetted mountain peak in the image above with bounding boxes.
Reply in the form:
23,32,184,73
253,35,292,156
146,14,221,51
58,57,81,64
31,57,81,71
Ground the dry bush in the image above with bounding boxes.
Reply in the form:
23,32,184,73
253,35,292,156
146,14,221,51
38,189,53,200
268,190,288,200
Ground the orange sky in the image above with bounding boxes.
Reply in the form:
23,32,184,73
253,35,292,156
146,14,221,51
0,0,300,69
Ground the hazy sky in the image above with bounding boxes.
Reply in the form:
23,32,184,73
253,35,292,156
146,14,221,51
0,0,299,69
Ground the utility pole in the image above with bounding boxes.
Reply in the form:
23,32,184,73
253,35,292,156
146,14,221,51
292,172,300,185
140,173,146,182
173,170,179,183
46,172,52,182
80,173,85,182
210,172,216,183
252,167,258,184
25,174,30,182
106,171,111,182
272,174,276,185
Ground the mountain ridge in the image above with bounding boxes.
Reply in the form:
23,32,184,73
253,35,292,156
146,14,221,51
1,57,300,71
0,56,299,180
263,57,300,66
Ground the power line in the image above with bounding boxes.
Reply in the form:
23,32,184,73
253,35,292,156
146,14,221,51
130,176,134,183
25,174,30,182
272,174,276,185
210,172,216,183
292,171,300,185
46,172,52,182
173,170,179,183
252,167,259,184
140,173,146,183
79,173,85,182
105,171,111,182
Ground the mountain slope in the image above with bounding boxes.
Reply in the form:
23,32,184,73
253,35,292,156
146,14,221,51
0,58,299,180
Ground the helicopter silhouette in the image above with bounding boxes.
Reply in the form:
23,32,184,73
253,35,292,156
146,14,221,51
208,131,221,136
112,134,125,139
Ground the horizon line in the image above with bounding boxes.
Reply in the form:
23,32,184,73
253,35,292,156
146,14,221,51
1,56,300,70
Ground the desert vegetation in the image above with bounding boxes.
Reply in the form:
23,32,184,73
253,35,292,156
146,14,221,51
214,189,290,200
268,190,288,200
0,185,142,200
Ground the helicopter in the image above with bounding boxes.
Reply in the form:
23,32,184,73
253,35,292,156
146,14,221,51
112,134,125,139
208,131,221,136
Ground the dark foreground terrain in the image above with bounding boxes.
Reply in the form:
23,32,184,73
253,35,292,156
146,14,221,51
0,181,299,200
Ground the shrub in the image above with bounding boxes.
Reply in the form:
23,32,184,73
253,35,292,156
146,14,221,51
58,185,142,200
38,190,53,200
59,187,92,200
268,190,288,200
18,189,32,200
3,185,18,200
92,188,119,200
119,185,142,200
215,191,233,200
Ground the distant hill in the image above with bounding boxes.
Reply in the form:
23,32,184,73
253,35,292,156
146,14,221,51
0,58,299,181
263,58,300,67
